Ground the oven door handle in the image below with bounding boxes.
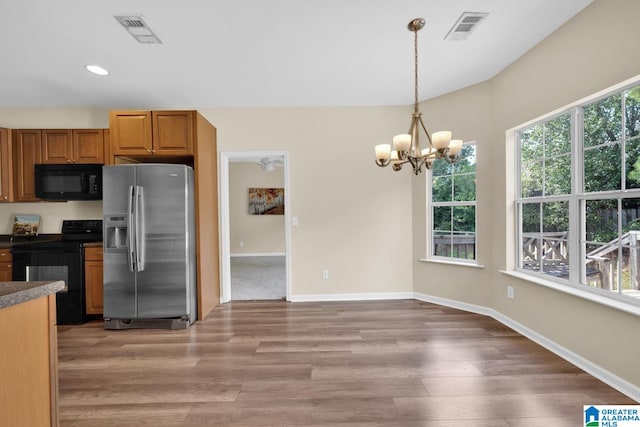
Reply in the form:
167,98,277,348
135,185,145,273
127,185,136,273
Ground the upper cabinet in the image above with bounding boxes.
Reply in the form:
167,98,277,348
42,129,104,164
12,129,43,202
0,128,14,203
9,128,108,202
109,110,194,157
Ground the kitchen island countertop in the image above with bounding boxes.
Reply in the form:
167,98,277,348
0,281,66,309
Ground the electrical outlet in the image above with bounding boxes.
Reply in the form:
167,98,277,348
322,270,329,280
507,286,514,299
239,241,244,247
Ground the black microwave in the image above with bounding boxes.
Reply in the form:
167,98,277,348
35,164,102,201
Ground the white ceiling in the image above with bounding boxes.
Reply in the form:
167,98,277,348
0,0,592,109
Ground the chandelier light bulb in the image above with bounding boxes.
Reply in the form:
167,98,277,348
431,131,452,150
448,139,463,156
393,134,412,152
375,144,391,161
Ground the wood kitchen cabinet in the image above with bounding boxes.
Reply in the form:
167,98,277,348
42,128,105,164
0,248,12,281
109,110,194,157
0,128,13,202
9,128,108,202
12,129,43,202
0,290,60,427
84,246,103,315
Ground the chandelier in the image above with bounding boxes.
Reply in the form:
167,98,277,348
375,18,463,175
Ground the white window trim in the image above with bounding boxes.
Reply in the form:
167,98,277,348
500,270,640,317
511,74,640,311
426,140,479,265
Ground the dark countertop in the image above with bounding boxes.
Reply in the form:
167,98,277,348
83,241,103,248
0,234,102,249
0,234,63,249
0,281,66,309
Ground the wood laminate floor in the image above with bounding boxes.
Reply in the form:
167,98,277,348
57,300,637,426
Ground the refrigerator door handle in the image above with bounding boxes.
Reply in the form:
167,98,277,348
135,185,145,272
127,185,136,272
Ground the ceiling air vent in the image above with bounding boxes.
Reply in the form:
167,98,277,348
114,15,163,44
444,12,489,41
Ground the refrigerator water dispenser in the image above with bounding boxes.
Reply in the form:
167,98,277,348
105,215,128,250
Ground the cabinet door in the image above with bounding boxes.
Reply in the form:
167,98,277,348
110,111,152,155
0,263,12,282
152,111,194,155
84,247,104,315
0,249,12,281
42,129,73,164
73,129,104,164
0,128,13,202
12,129,42,201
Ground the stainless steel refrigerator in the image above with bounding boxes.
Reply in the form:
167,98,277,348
102,164,197,329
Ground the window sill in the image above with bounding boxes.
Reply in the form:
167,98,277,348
419,258,485,269
500,270,640,317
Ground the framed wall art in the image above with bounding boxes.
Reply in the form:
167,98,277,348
248,188,284,215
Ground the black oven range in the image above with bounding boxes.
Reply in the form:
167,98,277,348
11,220,102,324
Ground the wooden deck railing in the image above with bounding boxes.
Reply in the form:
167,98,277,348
520,231,640,293
433,235,475,260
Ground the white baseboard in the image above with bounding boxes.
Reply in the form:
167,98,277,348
230,252,286,257
289,291,414,302
413,292,640,403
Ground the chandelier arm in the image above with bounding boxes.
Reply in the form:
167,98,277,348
417,115,433,148
406,155,418,171
408,115,420,157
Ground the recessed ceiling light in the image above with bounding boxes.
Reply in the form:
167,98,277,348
85,64,109,76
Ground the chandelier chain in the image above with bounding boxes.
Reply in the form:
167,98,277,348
413,28,419,114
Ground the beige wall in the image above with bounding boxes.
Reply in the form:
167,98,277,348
229,162,285,254
413,0,640,390
0,201,102,234
200,106,413,296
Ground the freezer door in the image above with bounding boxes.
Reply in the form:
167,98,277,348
103,165,137,319
135,164,194,318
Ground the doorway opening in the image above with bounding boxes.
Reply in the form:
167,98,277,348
219,151,291,302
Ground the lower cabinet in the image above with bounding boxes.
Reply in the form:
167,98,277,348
0,293,59,427
0,248,12,281
84,246,103,315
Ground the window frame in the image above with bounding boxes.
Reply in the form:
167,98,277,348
426,141,478,265
514,78,640,309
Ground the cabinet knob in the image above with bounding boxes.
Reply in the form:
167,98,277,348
147,149,152,153
67,159,72,163
2,196,6,200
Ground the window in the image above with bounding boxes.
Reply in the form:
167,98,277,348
516,82,640,304
429,143,476,261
